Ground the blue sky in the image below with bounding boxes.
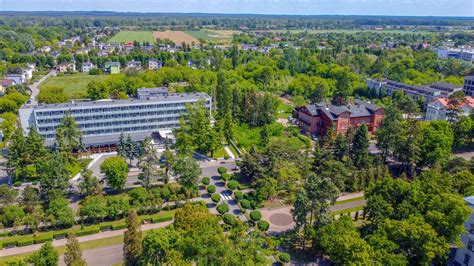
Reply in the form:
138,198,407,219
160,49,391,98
1,0,473,16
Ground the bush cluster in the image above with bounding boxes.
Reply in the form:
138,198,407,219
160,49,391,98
279,252,291,263
240,199,251,209
216,203,229,214
207,185,216,194
250,210,262,221
211,193,221,203
227,180,240,191
257,220,269,231
201,177,210,185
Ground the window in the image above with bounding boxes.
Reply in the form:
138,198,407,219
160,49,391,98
464,254,470,266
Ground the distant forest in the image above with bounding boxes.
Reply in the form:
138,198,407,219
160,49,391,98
0,11,473,30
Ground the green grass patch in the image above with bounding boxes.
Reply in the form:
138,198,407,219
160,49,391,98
109,31,154,43
276,102,294,119
39,73,108,99
335,196,365,205
270,29,432,35
67,158,93,178
212,147,227,160
331,206,364,215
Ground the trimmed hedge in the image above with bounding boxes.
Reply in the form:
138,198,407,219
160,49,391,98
2,238,17,247
100,225,112,231
17,237,34,247
220,173,230,182
211,193,221,203
217,166,227,175
240,199,251,209
216,204,229,215
76,226,100,237
207,185,216,194
201,177,211,185
257,220,269,231
35,233,53,244
222,214,236,226
234,191,243,201
227,180,239,191
279,252,291,263
53,231,68,239
111,223,127,230
250,210,262,221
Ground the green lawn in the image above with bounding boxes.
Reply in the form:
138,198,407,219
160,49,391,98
39,73,108,99
109,31,154,43
185,30,236,44
335,196,365,205
277,102,294,119
331,206,364,215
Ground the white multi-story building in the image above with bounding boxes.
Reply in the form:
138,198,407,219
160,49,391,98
454,196,474,266
19,90,211,147
464,76,474,97
425,96,474,121
436,47,474,63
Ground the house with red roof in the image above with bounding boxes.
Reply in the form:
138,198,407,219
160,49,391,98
293,99,384,137
425,96,474,121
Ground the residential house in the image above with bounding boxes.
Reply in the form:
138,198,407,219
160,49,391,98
81,62,96,73
148,59,163,70
40,46,51,53
0,83,4,96
104,62,120,74
58,62,76,73
293,99,384,137
127,60,141,70
425,96,474,121
2,79,16,88
5,73,26,85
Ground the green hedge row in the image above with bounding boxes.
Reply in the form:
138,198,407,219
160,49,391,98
0,211,175,249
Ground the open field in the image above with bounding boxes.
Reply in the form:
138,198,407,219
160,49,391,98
153,31,200,44
109,31,155,43
39,73,108,99
185,29,239,43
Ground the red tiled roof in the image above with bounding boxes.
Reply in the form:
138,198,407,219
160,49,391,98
433,96,474,108
1,79,15,87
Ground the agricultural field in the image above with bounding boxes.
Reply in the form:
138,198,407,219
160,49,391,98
39,73,108,99
109,31,155,43
185,29,239,43
153,31,200,44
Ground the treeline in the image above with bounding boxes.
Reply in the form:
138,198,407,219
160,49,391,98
1,13,474,29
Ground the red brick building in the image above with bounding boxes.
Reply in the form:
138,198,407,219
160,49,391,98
293,99,384,136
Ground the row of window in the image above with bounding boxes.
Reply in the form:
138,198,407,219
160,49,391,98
35,101,210,117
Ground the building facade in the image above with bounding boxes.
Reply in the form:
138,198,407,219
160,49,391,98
454,196,474,266
425,96,474,121
464,76,474,97
148,59,163,70
104,62,120,74
293,99,384,137
19,92,211,147
366,78,461,105
81,62,96,73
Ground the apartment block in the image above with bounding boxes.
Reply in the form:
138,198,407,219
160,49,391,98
19,91,211,147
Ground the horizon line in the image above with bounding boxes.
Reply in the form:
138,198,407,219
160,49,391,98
0,10,473,18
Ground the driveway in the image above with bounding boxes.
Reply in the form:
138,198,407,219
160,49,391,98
28,70,55,104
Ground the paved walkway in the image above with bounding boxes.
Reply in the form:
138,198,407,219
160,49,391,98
28,70,55,104
0,221,173,257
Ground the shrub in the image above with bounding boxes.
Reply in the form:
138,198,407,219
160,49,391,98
217,166,227,175
34,234,53,244
53,231,68,239
207,185,216,194
151,213,174,224
202,177,210,185
222,214,236,226
88,68,102,75
211,193,221,203
240,199,251,209
224,154,230,160
234,191,243,201
13,181,21,187
221,173,230,182
227,180,239,191
250,210,262,221
111,223,127,230
279,252,291,263
257,220,269,231
76,226,100,237
216,203,229,214
100,225,112,231
17,237,34,247
1,239,17,247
